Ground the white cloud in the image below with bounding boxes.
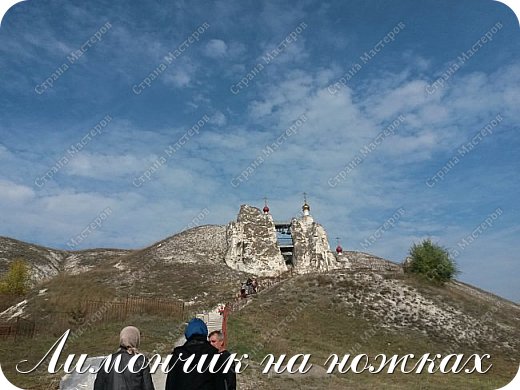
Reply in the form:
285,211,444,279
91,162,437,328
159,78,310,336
40,191,117,216
162,60,197,88
383,131,438,161
204,39,227,58
0,144,13,159
369,80,432,121
209,111,227,126
248,70,315,119
199,128,251,150
0,179,35,203
164,69,191,87
226,42,246,58
65,153,151,179
0,187,144,248
262,38,309,64
1,9,518,299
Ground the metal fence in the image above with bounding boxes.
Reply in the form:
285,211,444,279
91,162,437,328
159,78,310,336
36,296,186,336
0,317,35,340
85,296,185,322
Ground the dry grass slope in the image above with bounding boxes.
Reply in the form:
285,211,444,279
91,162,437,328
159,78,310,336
228,272,519,389
1,230,518,389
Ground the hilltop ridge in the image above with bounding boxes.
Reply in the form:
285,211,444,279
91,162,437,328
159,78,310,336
0,204,519,389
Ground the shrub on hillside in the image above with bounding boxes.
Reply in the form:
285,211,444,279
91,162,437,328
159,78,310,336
404,239,458,284
0,258,30,295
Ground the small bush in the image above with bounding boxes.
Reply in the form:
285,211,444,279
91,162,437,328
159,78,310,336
404,239,458,284
0,258,31,295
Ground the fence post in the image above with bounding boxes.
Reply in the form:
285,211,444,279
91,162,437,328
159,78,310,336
222,304,230,350
14,317,19,341
124,296,129,320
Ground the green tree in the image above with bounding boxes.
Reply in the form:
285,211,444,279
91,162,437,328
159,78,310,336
0,259,31,295
404,239,458,284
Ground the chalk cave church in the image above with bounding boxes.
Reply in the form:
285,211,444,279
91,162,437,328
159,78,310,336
224,195,402,276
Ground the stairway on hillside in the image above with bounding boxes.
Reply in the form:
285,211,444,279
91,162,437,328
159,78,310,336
152,276,291,387
197,309,224,333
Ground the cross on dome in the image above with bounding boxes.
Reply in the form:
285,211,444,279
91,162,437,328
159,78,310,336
263,196,270,214
335,237,343,254
302,192,310,216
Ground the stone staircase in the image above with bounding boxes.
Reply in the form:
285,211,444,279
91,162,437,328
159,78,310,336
197,307,224,334
61,278,289,389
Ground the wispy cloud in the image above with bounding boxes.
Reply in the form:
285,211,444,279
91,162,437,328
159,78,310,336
203,39,227,57
0,0,518,301
65,152,152,179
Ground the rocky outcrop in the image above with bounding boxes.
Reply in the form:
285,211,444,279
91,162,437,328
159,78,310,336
225,205,287,276
0,236,133,283
0,237,64,283
291,215,342,273
346,251,402,273
150,225,227,265
326,271,520,352
0,240,130,287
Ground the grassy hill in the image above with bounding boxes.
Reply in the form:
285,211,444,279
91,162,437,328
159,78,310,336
228,272,520,389
0,230,518,389
0,226,250,388
0,236,132,283
1,225,244,312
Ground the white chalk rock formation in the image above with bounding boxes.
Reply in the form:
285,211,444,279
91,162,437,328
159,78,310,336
225,205,287,276
291,215,343,273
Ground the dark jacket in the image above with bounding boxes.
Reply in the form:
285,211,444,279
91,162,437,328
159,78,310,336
93,349,155,390
165,335,226,390
220,350,236,390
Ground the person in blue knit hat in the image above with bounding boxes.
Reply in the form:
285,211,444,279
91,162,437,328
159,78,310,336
184,317,208,339
166,318,226,390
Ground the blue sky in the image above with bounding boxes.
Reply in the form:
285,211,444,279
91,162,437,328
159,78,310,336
0,0,518,301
